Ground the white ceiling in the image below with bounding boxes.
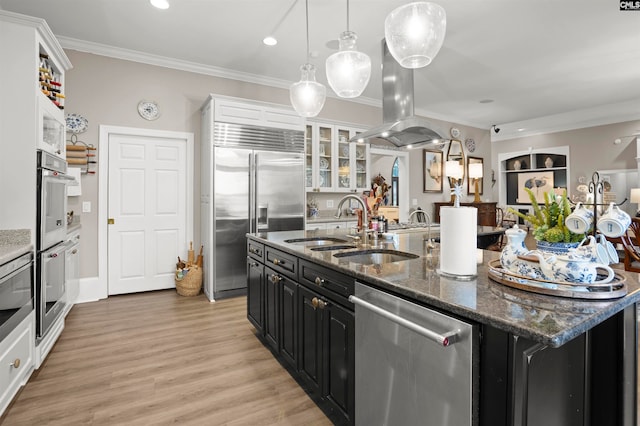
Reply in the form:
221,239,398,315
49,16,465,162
2,0,639,140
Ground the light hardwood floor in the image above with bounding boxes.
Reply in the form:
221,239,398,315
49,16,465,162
1,291,331,426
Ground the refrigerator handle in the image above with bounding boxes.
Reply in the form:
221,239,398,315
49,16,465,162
249,153,256,233
254,153,269,231
257,204,269,231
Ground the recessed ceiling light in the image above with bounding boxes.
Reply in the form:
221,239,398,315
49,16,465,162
517,128,525,132
150,0,169,9
479,99,494,104
263,36,277,46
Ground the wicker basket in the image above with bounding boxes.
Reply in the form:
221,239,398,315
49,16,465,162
175,266,203,296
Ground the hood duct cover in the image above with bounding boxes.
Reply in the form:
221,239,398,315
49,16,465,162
351,39,445,147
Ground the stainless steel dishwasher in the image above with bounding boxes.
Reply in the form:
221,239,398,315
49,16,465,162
349,282,478,425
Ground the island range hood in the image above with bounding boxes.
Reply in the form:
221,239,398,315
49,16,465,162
351,40,445,147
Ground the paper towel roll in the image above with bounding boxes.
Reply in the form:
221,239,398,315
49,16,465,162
439,207,477,276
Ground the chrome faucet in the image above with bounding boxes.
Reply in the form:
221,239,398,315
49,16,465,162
408,207,428,223
408,208,434,247
335,194,368,246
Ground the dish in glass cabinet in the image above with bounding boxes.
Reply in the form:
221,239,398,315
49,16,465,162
65,113,88,134
319,157,329,170
318,174,325,186
356,149,365,159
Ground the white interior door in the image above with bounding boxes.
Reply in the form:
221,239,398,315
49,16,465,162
107,133,188,295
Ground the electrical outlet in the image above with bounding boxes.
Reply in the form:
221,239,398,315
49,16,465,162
82,201,91,213
327,200,334,208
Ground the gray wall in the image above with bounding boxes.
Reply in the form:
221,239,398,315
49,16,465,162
68,50,490,278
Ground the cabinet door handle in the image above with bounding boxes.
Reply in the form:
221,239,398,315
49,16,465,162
311,297,328,310
273,258,284,266
271,274,282,284
10,358,21,369
314,277,325,287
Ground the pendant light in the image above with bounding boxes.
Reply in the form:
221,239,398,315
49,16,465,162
385,2,446,69
325,0,371,98
290,0,326,117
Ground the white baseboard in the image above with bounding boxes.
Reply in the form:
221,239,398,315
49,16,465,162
76,276,107,304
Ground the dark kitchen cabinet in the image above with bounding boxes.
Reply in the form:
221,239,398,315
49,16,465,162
298,284,354,424
264,266,280,351
246,237,354,425
246,256,264,333
299,285,323,394
279,276,298,368
322,299,354,422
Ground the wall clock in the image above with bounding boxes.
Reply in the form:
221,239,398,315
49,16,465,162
137,100,160,121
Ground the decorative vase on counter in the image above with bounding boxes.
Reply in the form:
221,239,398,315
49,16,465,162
535,240,580,255
544,156,554,168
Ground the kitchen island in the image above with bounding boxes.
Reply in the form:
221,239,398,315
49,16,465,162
246,229,638,426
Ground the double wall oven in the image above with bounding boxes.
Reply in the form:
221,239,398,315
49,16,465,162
36,150,72,342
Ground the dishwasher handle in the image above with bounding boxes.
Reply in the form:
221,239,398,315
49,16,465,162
349,295,458,347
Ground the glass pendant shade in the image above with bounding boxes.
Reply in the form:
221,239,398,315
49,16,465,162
290,64,326,118
385,2,446,69
325,31,371,98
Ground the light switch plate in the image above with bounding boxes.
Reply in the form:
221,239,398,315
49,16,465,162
82,201,91,213
327,200,334,208
412,198,418,206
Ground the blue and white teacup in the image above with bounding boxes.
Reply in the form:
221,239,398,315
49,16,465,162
565,202,594,234
597,202,631,238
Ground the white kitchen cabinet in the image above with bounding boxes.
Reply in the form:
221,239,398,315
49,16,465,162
0,11,71,234
305,222,327,231
306,122,369,193
0,312,35,417
64,229,80,314
212,96,304,131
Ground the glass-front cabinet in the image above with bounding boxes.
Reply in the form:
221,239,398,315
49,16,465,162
307,122,369,193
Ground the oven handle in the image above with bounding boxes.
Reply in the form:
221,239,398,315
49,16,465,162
349,295,458,347
41,169,75,181
45,243,68,258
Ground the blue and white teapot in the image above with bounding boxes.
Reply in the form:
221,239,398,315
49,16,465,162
500,225,545,279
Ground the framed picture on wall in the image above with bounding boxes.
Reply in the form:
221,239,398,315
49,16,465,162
423,149,443,193
516,171,554,203
466,157,483,196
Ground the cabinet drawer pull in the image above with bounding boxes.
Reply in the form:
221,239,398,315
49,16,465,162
311,297,319,310
273,258,284,266
10,358,21,369
314,277,325,287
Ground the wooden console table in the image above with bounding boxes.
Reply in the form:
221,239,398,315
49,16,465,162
434,202,497,227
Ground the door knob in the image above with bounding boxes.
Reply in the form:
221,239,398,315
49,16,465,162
10,358,20,368
108,218,115,225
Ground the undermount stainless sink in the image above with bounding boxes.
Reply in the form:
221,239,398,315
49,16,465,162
333,249,419,265
310,244,357,251
284,237,349,246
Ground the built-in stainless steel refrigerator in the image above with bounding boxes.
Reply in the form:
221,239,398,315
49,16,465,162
201,119,305,301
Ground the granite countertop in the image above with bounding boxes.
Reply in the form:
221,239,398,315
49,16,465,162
0,229,33,265
249,229,640,348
